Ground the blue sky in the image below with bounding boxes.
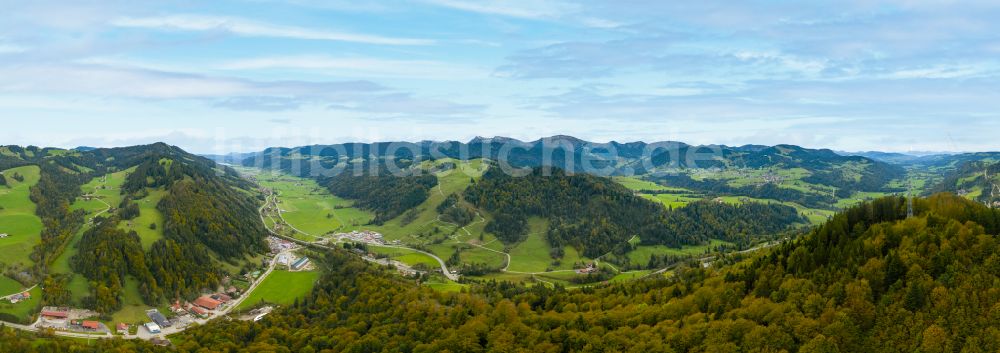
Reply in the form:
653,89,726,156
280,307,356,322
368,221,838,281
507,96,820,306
1,0,999,153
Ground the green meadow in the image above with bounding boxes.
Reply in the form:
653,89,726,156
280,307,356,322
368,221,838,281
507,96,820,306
256,170,374,239
625,239,733,265
0,276,24,295
369,246,441,269
0,286,41,323
117,188,166,250
235,270,320,311
0,165,43,269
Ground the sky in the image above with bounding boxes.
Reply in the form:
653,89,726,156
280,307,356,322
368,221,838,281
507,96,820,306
1,0,999,154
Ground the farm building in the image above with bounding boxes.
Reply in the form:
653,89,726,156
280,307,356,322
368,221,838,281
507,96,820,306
41,310,68,320
194,296,222,310
81,321,100,331
211,293,232,303
144,322,161,334
291,257,310,270
147,310,171,327
189,306,207,317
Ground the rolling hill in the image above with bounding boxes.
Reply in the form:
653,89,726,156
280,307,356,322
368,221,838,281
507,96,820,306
0,143,268,322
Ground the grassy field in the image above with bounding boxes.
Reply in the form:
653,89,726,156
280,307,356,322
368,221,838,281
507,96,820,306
0,276,24,295
425,280,467,292
256,171,373,238
505,218,593,273
369,246,441,269
54,168,134,275
626,239,733,265
235,270,320,311
458,246,507,269
109,277,150,325
0,286,41,323
371,159,492,260
117,188,166,250
638,193,705,209
0,165,43,269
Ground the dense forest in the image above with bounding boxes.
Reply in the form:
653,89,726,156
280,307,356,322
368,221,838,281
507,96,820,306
465,166,802,258
70,218,154,314
437,193,477,226
171,193,1000,352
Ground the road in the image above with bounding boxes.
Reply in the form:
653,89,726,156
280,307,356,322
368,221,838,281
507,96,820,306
262,188,460,281
368,244,460,281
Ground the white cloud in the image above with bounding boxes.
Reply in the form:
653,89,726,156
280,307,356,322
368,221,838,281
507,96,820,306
422,0,618,28
423,0,570,19
0,44,26,54
111,14,433,45
219,55,490,79
0,63,385,101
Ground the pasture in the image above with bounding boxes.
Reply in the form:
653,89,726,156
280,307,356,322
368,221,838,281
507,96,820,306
0,165,43,268
236,270,320,311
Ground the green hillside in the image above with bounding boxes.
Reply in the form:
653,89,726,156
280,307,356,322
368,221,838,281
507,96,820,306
0,165,43,269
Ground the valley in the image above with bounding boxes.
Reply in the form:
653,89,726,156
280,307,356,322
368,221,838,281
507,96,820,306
1,141,999,350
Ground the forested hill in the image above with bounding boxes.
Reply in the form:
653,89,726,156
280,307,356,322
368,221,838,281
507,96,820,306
7,192,1000,351
64,193,992,352
0,143,266,316
315,161,439,224
929,159,1000,207
464,166,803,257
234,136,902,181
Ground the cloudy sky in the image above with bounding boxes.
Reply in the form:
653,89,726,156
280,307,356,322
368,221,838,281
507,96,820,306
1,0,999,154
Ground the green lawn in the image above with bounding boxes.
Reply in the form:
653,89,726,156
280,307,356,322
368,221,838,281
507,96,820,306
235,270,320,311
0,165,43,269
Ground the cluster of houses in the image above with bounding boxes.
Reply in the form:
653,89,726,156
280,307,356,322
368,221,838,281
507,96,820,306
7,290,29,304
69,320,102,332
575,263,599,275
144,293,236,335
40,307,108,334
337,230,385,245
267,236,296,253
